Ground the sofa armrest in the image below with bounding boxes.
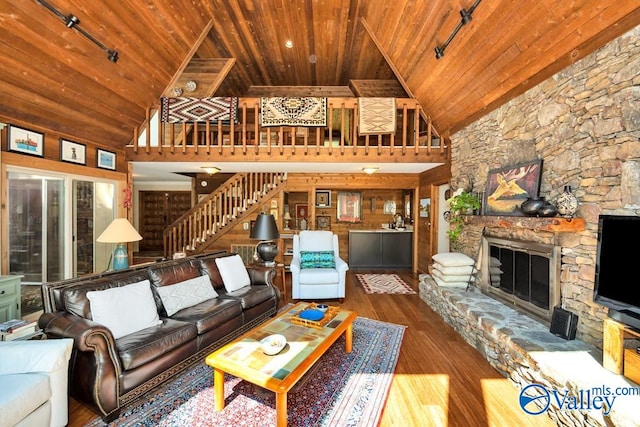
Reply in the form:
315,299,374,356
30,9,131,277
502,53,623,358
246,265,276,287
335,256,349,274
0,338,73,375
39,311,124,418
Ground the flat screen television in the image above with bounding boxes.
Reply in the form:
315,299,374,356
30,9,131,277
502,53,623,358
593,214,640,331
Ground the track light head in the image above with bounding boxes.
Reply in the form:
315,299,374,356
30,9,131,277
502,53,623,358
434,46,445,59
65,14,79,28
460,9,472,25
107,50,119,63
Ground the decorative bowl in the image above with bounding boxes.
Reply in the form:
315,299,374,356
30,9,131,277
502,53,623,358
299,309,325,321
260,334,287,355
316,304,329,313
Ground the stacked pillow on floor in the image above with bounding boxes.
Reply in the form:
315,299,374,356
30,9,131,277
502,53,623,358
488,256,503,286
431,252,476,288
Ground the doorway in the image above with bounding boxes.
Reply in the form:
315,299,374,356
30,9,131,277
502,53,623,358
138,191,192,253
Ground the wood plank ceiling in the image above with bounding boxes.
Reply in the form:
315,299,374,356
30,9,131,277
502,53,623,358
0,0,639,151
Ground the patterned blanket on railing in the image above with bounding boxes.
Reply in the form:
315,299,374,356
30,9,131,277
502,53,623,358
260,97,327,127
358,97,396,134
160,97,238,123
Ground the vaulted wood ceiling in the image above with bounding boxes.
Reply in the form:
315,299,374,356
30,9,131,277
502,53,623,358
1,0,639,151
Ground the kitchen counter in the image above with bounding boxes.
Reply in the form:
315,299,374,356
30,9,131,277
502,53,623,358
348,229,413,269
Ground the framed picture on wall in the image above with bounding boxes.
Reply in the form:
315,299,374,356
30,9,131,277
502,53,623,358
295,204,308,219
315,190,331,207
60,138,86,165
484,159,542,216
7,124,44,157
96,148,116,170
316,215,331,230
420,198,431,217
337,191,362,223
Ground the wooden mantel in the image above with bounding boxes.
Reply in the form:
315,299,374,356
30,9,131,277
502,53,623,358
464,215,586,232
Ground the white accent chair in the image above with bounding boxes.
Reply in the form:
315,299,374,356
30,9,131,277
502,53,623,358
290,230,349,301
0,338,74,427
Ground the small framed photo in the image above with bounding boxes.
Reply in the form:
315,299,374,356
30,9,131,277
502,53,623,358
270,199,278,209
60,138,86,165
295,204,309,219
316,215,331,230
270,208,279,220
7,124,44,157
315,190,331,207
96,148,116,170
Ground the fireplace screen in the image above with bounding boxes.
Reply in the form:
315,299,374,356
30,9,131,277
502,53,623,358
484,237,560,322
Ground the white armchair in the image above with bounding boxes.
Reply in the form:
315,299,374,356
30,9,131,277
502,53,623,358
290,230,349,301
0,338,74,427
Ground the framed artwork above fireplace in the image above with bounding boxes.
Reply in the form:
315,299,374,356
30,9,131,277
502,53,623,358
484,159,542,216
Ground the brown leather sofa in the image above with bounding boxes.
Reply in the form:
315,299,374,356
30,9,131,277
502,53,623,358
39,251,279,421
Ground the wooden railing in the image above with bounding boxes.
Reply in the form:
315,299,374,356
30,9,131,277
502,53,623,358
164,171,286,257
127,98,447,162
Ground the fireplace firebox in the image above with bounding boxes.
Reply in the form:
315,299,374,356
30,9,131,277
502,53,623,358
481,236,561,323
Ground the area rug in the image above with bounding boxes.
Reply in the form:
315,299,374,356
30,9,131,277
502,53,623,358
160,97,238,123
260,97,327,127
356,273,417,295
358,97,396,134
85,317,405,427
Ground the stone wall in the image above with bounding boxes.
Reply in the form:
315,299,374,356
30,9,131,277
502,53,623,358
419,275,640,427
449,25,640,348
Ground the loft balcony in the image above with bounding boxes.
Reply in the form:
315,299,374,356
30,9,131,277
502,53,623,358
125,97,448,165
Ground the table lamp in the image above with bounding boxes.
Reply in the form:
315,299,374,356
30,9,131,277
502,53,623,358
97,218,143,270
283,211,292,230
250,213,280,266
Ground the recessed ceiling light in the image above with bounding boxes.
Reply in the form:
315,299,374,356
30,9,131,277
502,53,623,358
284,40,293,49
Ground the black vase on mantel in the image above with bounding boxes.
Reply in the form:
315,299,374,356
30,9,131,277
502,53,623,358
520,197,546,216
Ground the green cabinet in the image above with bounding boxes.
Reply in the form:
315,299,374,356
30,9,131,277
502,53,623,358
0,275,23,322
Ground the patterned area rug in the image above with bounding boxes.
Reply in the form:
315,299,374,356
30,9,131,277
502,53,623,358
160,97,238,123
260,97,327,127
356,273,417,295
85,317,405,427
358,97,396,134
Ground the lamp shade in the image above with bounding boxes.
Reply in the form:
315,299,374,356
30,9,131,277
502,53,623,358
283,212,292,220
97,218,143,243
250,213,280,240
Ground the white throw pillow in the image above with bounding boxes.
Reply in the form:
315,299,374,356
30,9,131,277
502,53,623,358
432,275,469,288
432,268,475,283
432,252,475,267
87,280,161,339
432,262,475,275
215,254,251,292
156,275,218,316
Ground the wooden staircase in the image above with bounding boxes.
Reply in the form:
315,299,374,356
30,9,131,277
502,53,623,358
163,172,286,257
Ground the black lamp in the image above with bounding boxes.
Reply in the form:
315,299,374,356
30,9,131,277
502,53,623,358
250,213,280,266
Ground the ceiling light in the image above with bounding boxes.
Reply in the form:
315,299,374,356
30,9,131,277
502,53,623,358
284,40,293,49
434,0,482,60
37,0,119,63
185,81,197,92
201,166,220,175
362,167,379,174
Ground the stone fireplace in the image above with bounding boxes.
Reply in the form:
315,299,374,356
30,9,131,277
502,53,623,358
481,236,561,324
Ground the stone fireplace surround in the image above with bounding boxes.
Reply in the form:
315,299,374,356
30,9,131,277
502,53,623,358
419,275,640,427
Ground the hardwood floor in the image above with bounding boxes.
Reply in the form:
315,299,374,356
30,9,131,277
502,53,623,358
68,271,556,426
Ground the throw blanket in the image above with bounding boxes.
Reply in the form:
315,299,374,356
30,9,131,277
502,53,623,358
260,97,327,127
358,97,396,134
160,97,238,123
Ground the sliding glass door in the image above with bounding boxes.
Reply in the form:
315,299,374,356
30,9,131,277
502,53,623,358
7,169,116,283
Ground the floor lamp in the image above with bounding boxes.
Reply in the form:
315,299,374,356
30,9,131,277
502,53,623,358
250,213,280,266
97,218,143,270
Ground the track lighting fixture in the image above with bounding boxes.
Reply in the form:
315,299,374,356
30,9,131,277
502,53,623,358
434,0,482,60
36,0,119,63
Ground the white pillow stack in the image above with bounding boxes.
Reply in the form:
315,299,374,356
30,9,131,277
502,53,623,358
431,252,476,288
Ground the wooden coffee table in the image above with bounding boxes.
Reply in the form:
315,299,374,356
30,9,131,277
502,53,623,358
205,302,357,427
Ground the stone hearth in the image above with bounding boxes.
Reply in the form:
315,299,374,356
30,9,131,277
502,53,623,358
419,274,640,427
